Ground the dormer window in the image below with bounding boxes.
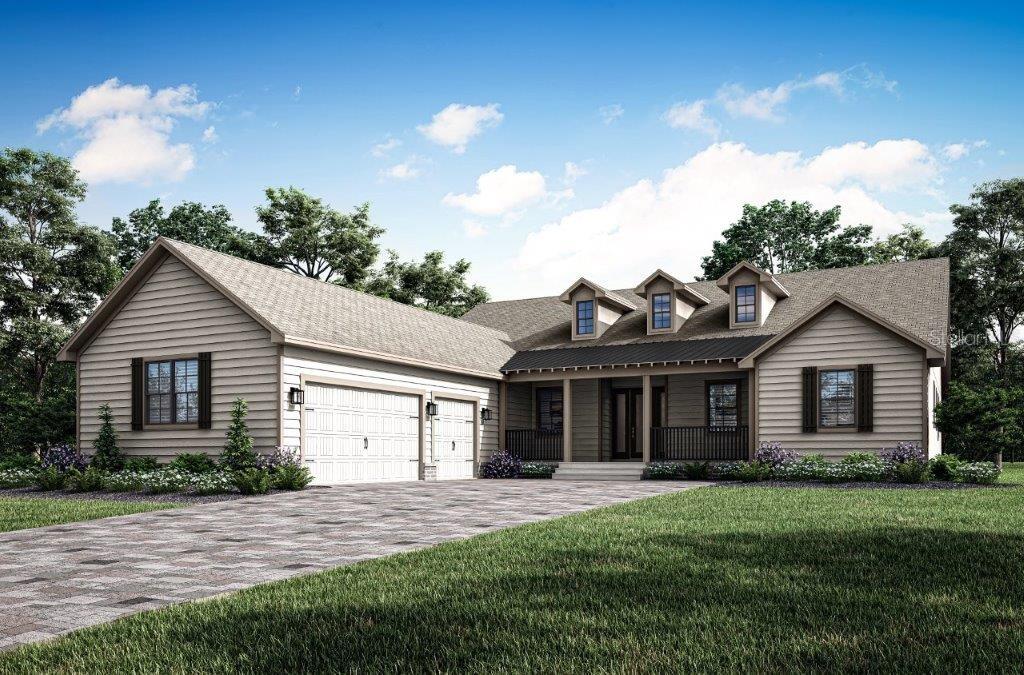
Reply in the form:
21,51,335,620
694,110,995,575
576,300,595,335
651,293,671,329
735,285,756,323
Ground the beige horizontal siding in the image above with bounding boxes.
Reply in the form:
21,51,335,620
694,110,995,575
666,372,748,427
756,305,924,457
506,383,532,430
281,346,499,464
571,379,599,461
78,255,279,462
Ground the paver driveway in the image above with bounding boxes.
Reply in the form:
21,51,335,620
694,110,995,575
0,480,700,650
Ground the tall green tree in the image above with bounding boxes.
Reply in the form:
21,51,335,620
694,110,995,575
111,199,273,273
367,250,490,317
942,179,1024,381
256,188,384,288
868,224,937,264
0,148,118,453
699,200,874,279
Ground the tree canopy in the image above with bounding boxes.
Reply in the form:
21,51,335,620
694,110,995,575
367,250,490,317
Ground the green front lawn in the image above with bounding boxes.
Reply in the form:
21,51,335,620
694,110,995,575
2,468,1023,672
0,497,174,533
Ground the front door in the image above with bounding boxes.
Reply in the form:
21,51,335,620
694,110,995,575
611,389,643,460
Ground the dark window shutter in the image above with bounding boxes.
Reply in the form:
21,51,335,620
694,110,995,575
131,357,144,430
857,364,874,432
802,366,818,433
198,352,212,429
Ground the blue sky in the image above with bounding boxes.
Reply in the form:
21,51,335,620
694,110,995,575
3,1,1022,298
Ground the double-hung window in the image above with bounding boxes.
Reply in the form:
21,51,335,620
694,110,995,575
651,293,671,330
819,369,855,428
735,284,756,323
536,387,564,432
576,300,595,335
146,358,199,424
707,382,739,427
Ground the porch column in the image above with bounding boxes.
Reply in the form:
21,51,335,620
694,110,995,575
563,377,572,462
642,374,652,463
498,380,508,450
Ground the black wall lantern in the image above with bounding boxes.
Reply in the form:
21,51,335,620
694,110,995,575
425,401,438,417
288,387,305,406
480,407,493,422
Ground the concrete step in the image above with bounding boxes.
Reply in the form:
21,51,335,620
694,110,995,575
551,463,646,481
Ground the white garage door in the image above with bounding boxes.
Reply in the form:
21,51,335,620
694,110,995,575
433,398,475,480
303,383,420,484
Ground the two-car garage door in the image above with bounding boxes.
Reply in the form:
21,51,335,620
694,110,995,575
302,382,476,484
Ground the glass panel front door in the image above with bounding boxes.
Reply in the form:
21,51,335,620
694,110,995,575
612,389,643,460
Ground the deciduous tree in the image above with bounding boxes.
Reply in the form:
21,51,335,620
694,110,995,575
367,250,489,317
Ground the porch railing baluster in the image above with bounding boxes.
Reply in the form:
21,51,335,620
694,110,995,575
648,425,748,462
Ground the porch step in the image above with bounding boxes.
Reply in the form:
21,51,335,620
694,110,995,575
552,462,646,481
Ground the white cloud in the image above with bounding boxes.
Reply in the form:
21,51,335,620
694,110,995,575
504,140,947,298
662,100,719,136
417,103,503,154
599,104,624,125
202,126,218,143
36,78,213,184
443,165,548,216
371,136,402,157
942,139,988,161
463,219,487,238
380,155,426,180
293,85,302,100
564,161,588,184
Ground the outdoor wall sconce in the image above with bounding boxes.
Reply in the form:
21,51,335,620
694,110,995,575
425,401,438,417
480,407,493,422
288,387,305,406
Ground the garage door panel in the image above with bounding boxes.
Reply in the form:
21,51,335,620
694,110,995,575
433,399,476,480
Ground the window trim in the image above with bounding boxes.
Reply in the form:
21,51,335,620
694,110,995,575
535,386,564,432
705,379,742,429
143,355,201,428
817,367,857,430
734,284,757,324
650,292,672,331
575,299,595,336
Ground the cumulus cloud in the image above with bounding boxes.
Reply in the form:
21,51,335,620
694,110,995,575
662,100,719,136
371,136,402,157
504,140,947,298
417,103,503,153
463,220,487,238
380,155,427,180
443,165,548,216
37,78,212,184
942,140,988,161
202,126,218,143
599,104,624,125
564,161,588,184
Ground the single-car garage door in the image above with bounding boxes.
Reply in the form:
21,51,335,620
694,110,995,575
303,382,420,484
433,398,475,480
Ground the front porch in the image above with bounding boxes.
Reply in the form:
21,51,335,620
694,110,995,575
500,370,752,463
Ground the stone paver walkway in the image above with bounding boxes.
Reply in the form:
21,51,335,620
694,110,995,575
0,480,701,650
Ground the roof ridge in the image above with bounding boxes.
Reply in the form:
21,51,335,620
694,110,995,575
161,238,513,341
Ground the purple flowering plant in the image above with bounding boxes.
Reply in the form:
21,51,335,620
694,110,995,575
880,441,926,464
481,449,523,478
40,444,87,473
259,446,301,471
753,441,800,467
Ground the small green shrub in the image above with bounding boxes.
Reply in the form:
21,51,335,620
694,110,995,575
645,462,682,480
930,454,962,481
141,469,190,494
233,468,271,495
169,452,217,474
0,468,37,488
518,462,556,479
0,453,40,471
841,452,877,464
124,456,159,472
736,462,771,483
895,460,931,484
802,453,827,464
104,471,146,492
90,403,125,471
68,467,107,493
190,471,236,495
682,462,710,480
35,467,67,491
712,462,744,479
273,464,313,490
952,461,1001,485
221,398,259,470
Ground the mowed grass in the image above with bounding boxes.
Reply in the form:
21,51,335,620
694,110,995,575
3,468,1024,672
0,497,174,533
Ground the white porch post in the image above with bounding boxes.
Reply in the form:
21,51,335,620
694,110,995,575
642,374,652,463
563,377,572,462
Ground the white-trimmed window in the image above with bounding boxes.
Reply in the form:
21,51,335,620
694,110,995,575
146,358,199,424
735,284,756,323
576,300,595,335
651,293,671,330
819,369,855,428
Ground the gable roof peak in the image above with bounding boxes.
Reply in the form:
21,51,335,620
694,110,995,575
558,277,636,311
632,268,710,306
715,260,791,297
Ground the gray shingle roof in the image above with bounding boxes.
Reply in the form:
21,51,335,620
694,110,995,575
163,239,516,377
463,258,950,360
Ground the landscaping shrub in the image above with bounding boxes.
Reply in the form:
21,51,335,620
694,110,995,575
645,462,683,480
753,441,800,467
104,471,146,492
682,461,710,480
0,468,37,488
41,444,86,473
480,450,522,479
952,461,1001,484
880,441,926,464
802,453,827,464
124,456,159,472
169,452,218,474
773,459,828,481
0,452,39,471
895,460,932,484
736,462,771,482
233,468,272,495
273,464,314,490
930,454,962,481
190,471,236,495
712,462,744,479
67,467,107,493
141,469,191,494
260,446,301,471
35,467,67,491
841,452,877,464
90,403,125,471
221,398,259,470
839,459,891,482
519,462,556,479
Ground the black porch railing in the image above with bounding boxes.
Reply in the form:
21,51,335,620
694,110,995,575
505,428,563,461
651,425,749,461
